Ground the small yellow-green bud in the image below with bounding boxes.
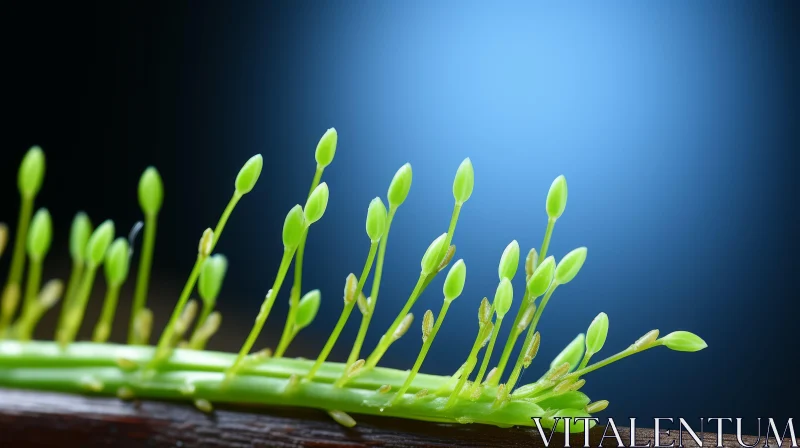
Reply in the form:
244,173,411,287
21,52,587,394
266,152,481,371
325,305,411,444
198,254,228,306
69,212,93,263
198,228,214,257
546,175,568,220
387,163,412,208
282,205,306,249
422,309,434,342
366,197,387,243
633,329,660,350
452,157,474,205
235,154,263,195
550,333,585,371
443,259,466,300
0,223,7,258
304,182,329,225
104,238,131,287
296,289,321,330
498,240,520,281
27,208,53,261
527,255,555,297
421,233,448,275
391,313,414,341
86,220,115,268
525,248,538,281
586,400,609,413
660,331,707,352
18,146,46,199
315,128,338,168
555,247,587,285
585,312,609,355
493,278,513,318
138,167,164,216
343,273,357,304
478,297,491,326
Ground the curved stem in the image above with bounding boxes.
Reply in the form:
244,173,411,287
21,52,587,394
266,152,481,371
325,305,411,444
470,315,504,395
57,261,84,338
93,285,121,343
22,258,43,318
490,292,532,386
56,266,99,347
539,218,555,261
0,196,34,334
129,212,158,344
505,284,558,393
567,342,661,380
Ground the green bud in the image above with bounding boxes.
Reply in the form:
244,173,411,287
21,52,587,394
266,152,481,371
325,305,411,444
198,228,214,257
420,233,448,275
498,240,520,281
138,167,164,216
660,331,708,352
85,220,115,268
104,238,131,287
555,247,587,285
198,254,228,306
452,157,474,204
69,212,93,263
550,333,585,372
493,278,513,318
26,208,53,261
525,248,538,281
304,182,329,225
282,205,306,249
527,255,555,297
235,154,263,195
296,289,321,330
314,128,338,168
387,163,412,208
365,197,387,243
443,259,466,300
18,146,46,199
546,175,568,220
585,312,608,355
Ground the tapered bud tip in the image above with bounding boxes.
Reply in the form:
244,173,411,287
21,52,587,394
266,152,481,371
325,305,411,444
138,167,164,215
443,259,467,300
555,247,587,285
586,312,609,355
452,157,475,204
494,278,514,317
546,175,568,220
387,163,413,208
366,197,388,242
304,182,329,225
296,289,321,330
86,220,115,268
498,240,520,281
660,331,707,352
27,208,53,260
69,212,93,263
18,146,46,199
235,154,263,194
282,205,306,248
420,232,448,275
527,255,555,297
104,238,131,286
199,228,214,257
314,128,338,168
198,254,228,304
550,333,585,371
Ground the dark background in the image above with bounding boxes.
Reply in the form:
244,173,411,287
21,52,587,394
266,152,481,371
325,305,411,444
1,1,798,434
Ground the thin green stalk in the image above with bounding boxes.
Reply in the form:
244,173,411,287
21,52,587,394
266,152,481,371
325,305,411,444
56,266,100,347
505,285,558,393
193,303,214,338
445,325,489,408
21,258,43,318
391,299,452,404
305,242,379,378
540,218,555,261
470,315,504,395
490,291,531,386
227,248,296,376
57,262,84,336
347,207,396,365
566,342,661,381
0,197,34,334
365,273,427,368
129,213,157,344
439,204,461,259
278,167,324,356
211,193,242,250
93,285,122,343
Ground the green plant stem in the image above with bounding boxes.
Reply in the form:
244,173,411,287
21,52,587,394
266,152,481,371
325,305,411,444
365,273,426,369
540,217,555,261
227,248,296,376
57,261,84,337
56,266,100,347
129,212,158,344
445,327,487,408
566,342,661,381
21,258,43,318
347,207,396,365
391,299,452,404
439,203,461,259
190,302,214,342
470,315,504,395
211,192,243,251
489,292,532,386
0,196,34,334
93,284,122,343
305,242,379,379
277,167,324,357
505,284,558,393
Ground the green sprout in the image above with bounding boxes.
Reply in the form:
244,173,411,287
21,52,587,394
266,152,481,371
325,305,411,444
0,139,707,432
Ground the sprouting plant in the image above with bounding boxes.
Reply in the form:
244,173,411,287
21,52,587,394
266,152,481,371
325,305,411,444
0,139,707,432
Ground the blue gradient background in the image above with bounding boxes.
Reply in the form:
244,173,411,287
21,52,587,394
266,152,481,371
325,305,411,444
3,0,798,433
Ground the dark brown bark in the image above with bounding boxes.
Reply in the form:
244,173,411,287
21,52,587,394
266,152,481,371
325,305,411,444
0,388,783,447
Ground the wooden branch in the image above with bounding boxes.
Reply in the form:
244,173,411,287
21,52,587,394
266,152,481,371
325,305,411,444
0,388,777,447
